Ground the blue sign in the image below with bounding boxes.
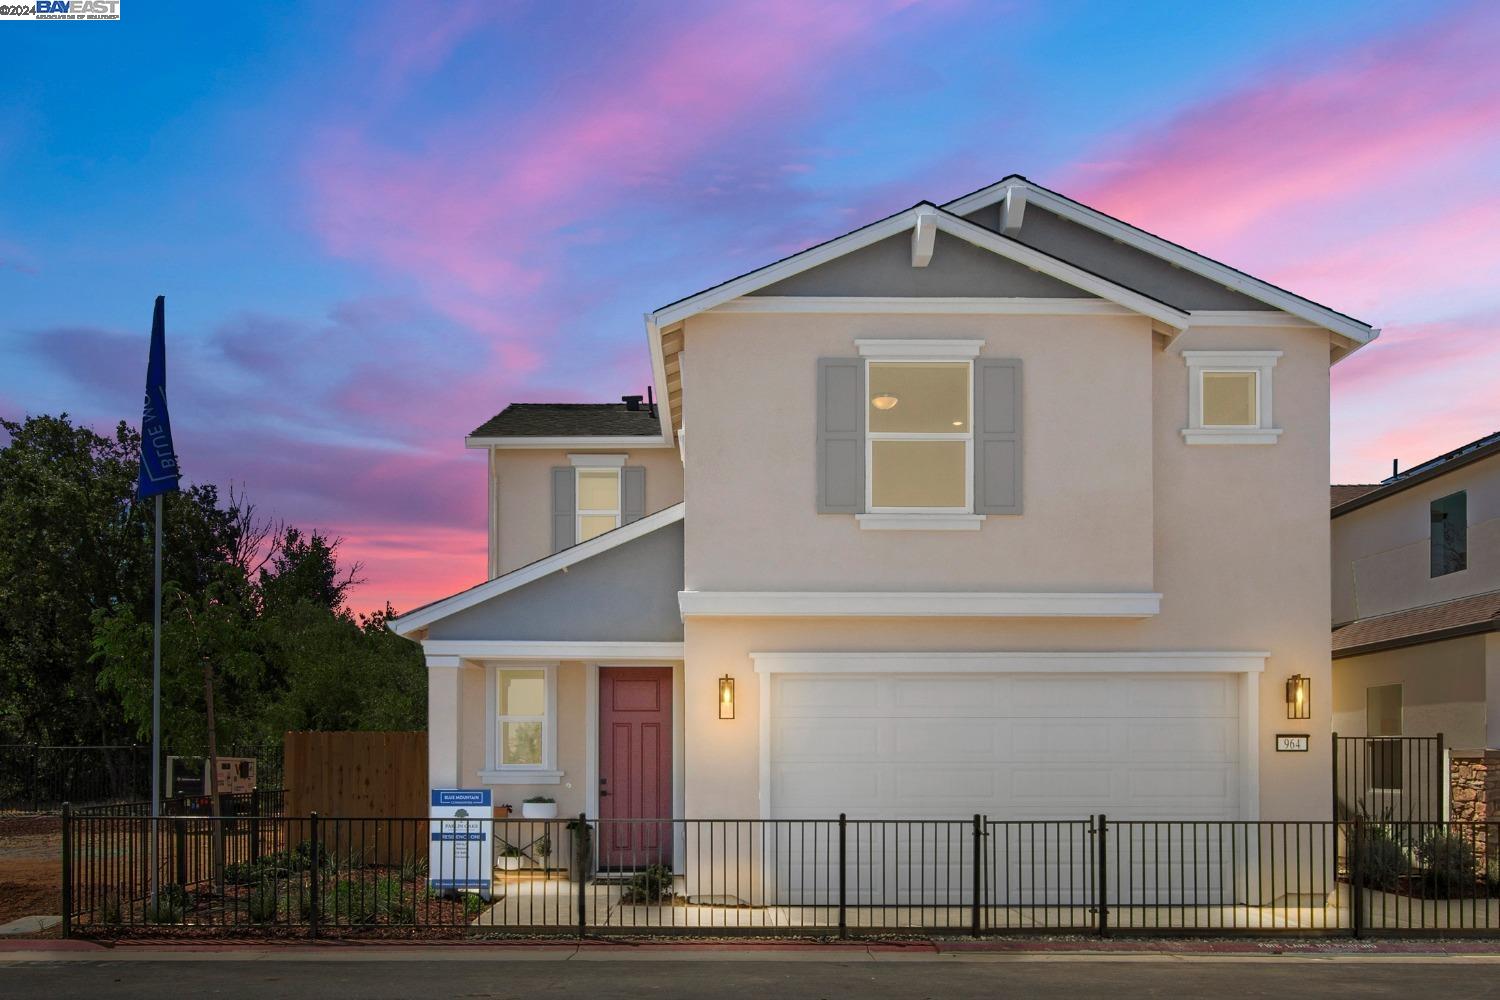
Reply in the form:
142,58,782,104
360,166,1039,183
431,788,491,807
431,831,487,841
137,296,181,500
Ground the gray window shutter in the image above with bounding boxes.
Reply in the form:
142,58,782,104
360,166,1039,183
974,359,1022,515
817,358,865,513
621,466,646,524
550,467,576,552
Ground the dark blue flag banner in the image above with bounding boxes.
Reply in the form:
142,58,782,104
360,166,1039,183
137,295,181,499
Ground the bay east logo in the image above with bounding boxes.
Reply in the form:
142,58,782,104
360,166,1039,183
1,0,120,19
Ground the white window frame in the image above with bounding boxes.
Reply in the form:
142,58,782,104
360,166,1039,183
481,663,562,784
573,465,621,544
862,357,974,515
1181,350,1283,445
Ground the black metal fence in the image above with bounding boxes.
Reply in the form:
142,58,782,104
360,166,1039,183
60,811,1500,938
0,742,284,814
1333,734,1445,823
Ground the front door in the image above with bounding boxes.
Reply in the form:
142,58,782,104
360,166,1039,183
598,666,673,870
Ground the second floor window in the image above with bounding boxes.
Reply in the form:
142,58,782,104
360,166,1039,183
577,467,620,543
1430,490,1467,577
867,361,971,511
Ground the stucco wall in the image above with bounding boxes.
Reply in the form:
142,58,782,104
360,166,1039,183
1331,453,1500,624
679,316,1334,821
489,446,684,577
1331,634,1490,749
681,311,1157,592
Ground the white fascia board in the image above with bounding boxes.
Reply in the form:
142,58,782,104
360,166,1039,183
464,435,672,449
649,207,924,328
709,297,1136,316
391,503,686,635
911,208,937,267
678,591,1163,619
751,650,1267,674
944,180,1376,344
1000,186,1027,234
644,313,676,442
933,212,1190,331
422,640,684,661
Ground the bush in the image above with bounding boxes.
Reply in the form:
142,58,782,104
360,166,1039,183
247,880,281,923
398,854,428,882
1355,825,1408,891
619,864,674,905
327,879,378,925
1417,830,1478,895
145,884,190,924
223,860,261,886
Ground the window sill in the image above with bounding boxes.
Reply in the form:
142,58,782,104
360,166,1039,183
1181,428,1283,445
478,769,563,785
856,513,986,531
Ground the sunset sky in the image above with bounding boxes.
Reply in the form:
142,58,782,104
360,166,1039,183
3,1,1499,613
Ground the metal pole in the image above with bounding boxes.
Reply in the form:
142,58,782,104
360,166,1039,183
1096,814,1109,938
149,492,163,908
61,802,72,938
837,813,847,939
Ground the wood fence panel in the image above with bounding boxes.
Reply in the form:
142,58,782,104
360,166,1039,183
283,731,427,865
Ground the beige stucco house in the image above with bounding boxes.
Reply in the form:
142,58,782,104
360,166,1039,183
1330,432,1500,814
392,175,1381,854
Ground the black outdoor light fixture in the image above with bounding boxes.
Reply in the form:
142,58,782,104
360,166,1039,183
718,675,735,720
1286,674,1311,720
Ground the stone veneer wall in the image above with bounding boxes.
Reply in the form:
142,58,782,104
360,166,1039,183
1450,750,1500,866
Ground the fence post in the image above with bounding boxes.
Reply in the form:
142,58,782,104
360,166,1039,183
173,817,187,888
576,813,587,940
837,813,847,939
971,814,982,938
29,745,40,814
1437,733,1448,822
60,802,72,938
1095,814,1109,938
1350,815,1363,939
249,786,262,866
308,812,320,940
1331,732,1339,822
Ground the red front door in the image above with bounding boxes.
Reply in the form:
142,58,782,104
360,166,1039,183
598,666,673,870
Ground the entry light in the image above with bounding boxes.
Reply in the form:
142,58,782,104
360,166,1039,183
871,394,899,411
1286,674,1311,720
718,675,736,720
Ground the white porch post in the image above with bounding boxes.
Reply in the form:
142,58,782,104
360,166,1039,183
426,654,464,789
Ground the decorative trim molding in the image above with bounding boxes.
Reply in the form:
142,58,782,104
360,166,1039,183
391,504,686,635
1186,312,1318,329
1181,428,1284,445
465,435,672,450
855,513,985,531
712,297,1130,316
855,338,985,359
1181,350,1283,366
422,640,685,661
568,453,627,467
478,769,563,785
678,591,1163,619
1181,350,1282,447
750,650,1268,674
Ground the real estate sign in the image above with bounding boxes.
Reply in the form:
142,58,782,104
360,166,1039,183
429,788,493,900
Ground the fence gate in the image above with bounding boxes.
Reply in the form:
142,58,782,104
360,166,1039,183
1332,734,1445,823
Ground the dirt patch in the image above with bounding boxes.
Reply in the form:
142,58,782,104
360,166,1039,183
0,815,62,927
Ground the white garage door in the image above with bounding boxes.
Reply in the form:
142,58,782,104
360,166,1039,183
769,672,1243,821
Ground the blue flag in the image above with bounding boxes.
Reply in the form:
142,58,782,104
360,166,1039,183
137,295,181,499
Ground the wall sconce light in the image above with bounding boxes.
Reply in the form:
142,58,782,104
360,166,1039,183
1286,674,1311,720
718,675,735,720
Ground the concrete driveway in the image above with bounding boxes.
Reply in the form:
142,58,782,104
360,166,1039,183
3,949,1499,999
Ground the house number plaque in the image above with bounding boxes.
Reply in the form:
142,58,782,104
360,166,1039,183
1275,734,1310,752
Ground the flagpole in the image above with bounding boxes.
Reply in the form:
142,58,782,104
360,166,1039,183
150,492,162,908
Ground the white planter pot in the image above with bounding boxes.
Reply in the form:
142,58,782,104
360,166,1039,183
497,856,525,871
521,801,558,819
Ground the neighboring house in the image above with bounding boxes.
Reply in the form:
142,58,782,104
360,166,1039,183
392,174,1380,851
1330,431,1500,750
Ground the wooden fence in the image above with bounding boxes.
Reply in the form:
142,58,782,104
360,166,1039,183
283,731,427,865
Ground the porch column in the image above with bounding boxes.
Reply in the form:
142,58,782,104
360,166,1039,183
427,654,463,789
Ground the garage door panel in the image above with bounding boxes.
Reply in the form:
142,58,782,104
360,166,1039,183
1011,766,1114,802
774,718,882,760
774,762,883,811
1007,676,1120,715
893,765,999,803
893,719,999,760
1122,675,1237,716
774,676,880,716
1127,766,1233,803
1008,720,1113,758
1124,719,1234,760
888,676,999,713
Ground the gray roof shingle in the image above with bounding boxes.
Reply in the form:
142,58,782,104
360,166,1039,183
469,403,661,439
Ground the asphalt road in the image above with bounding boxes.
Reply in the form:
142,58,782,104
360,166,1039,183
2,953,1498,999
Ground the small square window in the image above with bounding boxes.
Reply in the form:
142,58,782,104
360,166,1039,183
1430,491,1467,577
1181,351,1281,445
1201,371,1258,427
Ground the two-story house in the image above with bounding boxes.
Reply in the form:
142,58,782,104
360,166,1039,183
1330,431,1500,816
392,175,1379,857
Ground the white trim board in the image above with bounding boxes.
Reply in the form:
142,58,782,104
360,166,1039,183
941,177,1376,346
421,640,685,661
750,650,1268,674
466,435,672,450
679,591,1162,619
390,504,686,636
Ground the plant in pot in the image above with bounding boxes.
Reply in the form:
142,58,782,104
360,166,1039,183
521,795,557,819
496,843,526,872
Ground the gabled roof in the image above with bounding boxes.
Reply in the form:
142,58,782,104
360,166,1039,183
389,503,686,637
1331,430,1500,518
469,403,663,439
1333,590,1500,657
942,175,1378,347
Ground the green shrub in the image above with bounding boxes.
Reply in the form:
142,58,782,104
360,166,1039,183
1355,825,1408,891
398,854,428,881
247,880,281,923
327,879,378,925
223,860,260,886
619,864,674,905
145,884,190,924
1417,830,1478,895
99,888,123,924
